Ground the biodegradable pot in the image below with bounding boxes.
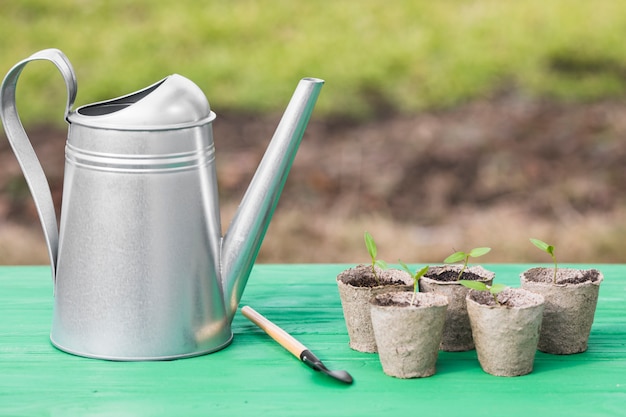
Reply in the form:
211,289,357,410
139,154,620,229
419,265,495,351
520,267,603,354
370,291,448,379
336,265,412,352
466,287,545,377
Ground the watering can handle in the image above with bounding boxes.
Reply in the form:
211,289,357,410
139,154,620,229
0,49,77,283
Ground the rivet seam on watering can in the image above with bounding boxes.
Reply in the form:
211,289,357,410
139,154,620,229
65,142,215,173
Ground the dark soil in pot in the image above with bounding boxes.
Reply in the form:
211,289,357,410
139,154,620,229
520,267,603,354
419,265,495,351
337,264,412,352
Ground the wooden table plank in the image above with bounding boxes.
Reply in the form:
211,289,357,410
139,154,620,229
1,264,624,416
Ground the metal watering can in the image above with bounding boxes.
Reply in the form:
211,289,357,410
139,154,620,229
0,49,323,360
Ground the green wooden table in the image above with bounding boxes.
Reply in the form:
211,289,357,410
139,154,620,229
1,264,624,416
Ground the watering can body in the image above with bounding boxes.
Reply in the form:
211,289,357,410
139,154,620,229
0,49,323,360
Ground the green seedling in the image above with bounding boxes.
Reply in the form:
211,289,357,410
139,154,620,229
443,247,491,280
399,261,429,306
530,238,558,284
460,280,508,306
364,231,387,285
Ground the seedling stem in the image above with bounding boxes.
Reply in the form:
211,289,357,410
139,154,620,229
364,232,387,285
399,261,429,306
530,238,558,284
444,247,491,280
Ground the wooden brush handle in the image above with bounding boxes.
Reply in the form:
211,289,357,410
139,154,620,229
241,306,307,359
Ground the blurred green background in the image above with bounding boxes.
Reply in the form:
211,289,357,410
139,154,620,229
3,0,626,265
3,0,626,123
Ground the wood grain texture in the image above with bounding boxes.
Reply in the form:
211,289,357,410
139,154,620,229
1,264,624,416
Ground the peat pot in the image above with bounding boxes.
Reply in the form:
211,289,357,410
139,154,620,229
370,291,448,379
466,287,545,377
336,265,412,353
419,265,495,351
520,267,603,354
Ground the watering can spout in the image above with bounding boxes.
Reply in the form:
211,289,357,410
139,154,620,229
221,77,324,319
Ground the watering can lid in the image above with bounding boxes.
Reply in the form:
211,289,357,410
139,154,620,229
69,74,214,129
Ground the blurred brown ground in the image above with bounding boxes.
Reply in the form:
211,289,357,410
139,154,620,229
3,92,626,265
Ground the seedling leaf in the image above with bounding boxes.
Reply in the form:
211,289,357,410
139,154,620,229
375,260,388,270
415,265,429,279
530,238,553,255
365,232,377,259
399,260,411,275
529,238,558,284
490,283,507,294
459,280,488,291
444,251,466,264
364,231,385,285
399,261,430,306
469,247,491,258
445,246,492,280
461,280,508,305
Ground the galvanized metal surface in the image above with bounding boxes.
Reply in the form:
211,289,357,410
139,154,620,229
0,49,323,359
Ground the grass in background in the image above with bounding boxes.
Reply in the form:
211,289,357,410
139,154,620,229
2,0,626,124
3,1,626,265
